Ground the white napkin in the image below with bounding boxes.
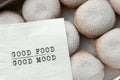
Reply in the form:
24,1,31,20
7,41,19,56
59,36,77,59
0,18,73,80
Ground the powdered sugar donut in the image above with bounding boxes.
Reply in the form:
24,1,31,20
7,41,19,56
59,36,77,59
60,0,87,8
65,21,80,55
74,0,116,38
94,28,120,69
0,11,24,24
71,51,104,80
22,0,61,21
109,0,120,16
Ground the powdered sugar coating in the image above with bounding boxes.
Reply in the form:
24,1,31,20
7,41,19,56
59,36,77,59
74,0,116,38
65,21,80,55
71,51,104,80
0,11,24,24
95,28,120,69
109,0,120,15
60,0,87,8
22,0,61,21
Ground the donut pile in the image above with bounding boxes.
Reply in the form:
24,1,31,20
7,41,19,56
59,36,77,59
0,0,120,80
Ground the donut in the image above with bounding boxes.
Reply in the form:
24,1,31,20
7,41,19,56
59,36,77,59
109,0,120,16
74,0,116,38
94,28,120,69
0,11,24,24
65,21,80,55
60,0,87,9
22,0,61,21
71,51,104,80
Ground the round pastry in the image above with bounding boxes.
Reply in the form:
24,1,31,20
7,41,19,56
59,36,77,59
109,0,120,15
94,28,120,69
74,0,116,38
0,11,24,24
71,51,104,80
22,0,61,21
65,21,80,55
60,0,87,8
